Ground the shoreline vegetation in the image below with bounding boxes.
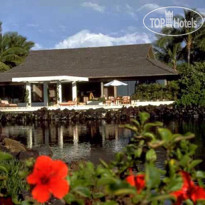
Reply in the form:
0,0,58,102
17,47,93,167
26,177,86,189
0,105,204,124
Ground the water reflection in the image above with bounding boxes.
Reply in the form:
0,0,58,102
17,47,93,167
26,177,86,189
0,121,131,163
0,119,204,166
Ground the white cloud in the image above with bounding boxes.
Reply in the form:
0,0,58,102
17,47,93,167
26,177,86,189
137,3,165,14
115,4,137,19
55,30,151,49
81,2,105,13
198,8,205,16
32,43,43,50
125,4,137,18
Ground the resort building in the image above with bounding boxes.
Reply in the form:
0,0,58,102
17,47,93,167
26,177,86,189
0,44,177,107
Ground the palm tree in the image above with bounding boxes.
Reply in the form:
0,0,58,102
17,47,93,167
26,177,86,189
154,10,205,67
168,43,181,70
154,27,182,70
0,22,34,72
176,10,203,66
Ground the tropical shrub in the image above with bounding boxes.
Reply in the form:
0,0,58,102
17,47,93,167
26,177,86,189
177,62,205,106
132,82,179,101
1,112,205,205
0,152,32,204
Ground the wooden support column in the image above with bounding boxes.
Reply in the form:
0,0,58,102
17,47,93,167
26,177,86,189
43,82,48,106
72,82,77,101
57,82,62,104
101,82,104,97
26,83,32,107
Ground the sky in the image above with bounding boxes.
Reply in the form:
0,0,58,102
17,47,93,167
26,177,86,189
0,0,204,50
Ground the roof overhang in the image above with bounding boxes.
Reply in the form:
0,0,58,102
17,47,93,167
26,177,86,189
12,76,89,83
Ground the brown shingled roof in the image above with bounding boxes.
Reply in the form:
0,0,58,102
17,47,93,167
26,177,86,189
0,44,177,82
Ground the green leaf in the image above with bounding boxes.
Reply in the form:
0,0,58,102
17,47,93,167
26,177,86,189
185,199,194,205
98,177,116,186
145,163,161,189
21,201,33,205
115,152,123,161
144,122,163,131
64,193,84,205
174,134,195,142
108,179,136,195
113,188,136,195
166,176,183,192
146,149,157,162
180,155,190,167
124,124,138,133
134,148,142,158
0,165,8,173
143,132,156,140
189,160,202,169
64,193,76,203
73,186,91,198
139,112,150,125
100,159,109,168
131,119,140,127
196,171,205,178
158,128,173,142
176,148,182,159
0,151,13,160
93,192,105,199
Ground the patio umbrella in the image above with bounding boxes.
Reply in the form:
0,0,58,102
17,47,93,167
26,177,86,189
104,80,127,97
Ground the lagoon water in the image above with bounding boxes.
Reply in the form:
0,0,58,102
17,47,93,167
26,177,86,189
0,119,204,168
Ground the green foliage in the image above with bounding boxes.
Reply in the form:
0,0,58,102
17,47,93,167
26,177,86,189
3,112,205,204
154,10,205,67
132,62,205,106
98,97,106,103
61,112,205,204
0,22,34,72
0,152,33,204
176,62,205,106
132,82,179,101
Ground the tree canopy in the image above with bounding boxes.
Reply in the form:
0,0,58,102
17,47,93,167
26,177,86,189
0,22,34,72
176,62,205,106
154,10,205,70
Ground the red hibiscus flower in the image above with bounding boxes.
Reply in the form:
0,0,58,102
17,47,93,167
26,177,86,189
27,155,69,203
126,169,145,193
170,171,205,205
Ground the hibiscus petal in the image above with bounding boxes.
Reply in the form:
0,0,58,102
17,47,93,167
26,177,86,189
49,179,69,199
32,185,50,203
170,191,187,205
27,156,54,185
34,155,53,171
126,175,136,187
27,172,39,184
136,174,145,192
191,186,205,202
180,171,194,189
52,160,68,178
170,190,184,198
